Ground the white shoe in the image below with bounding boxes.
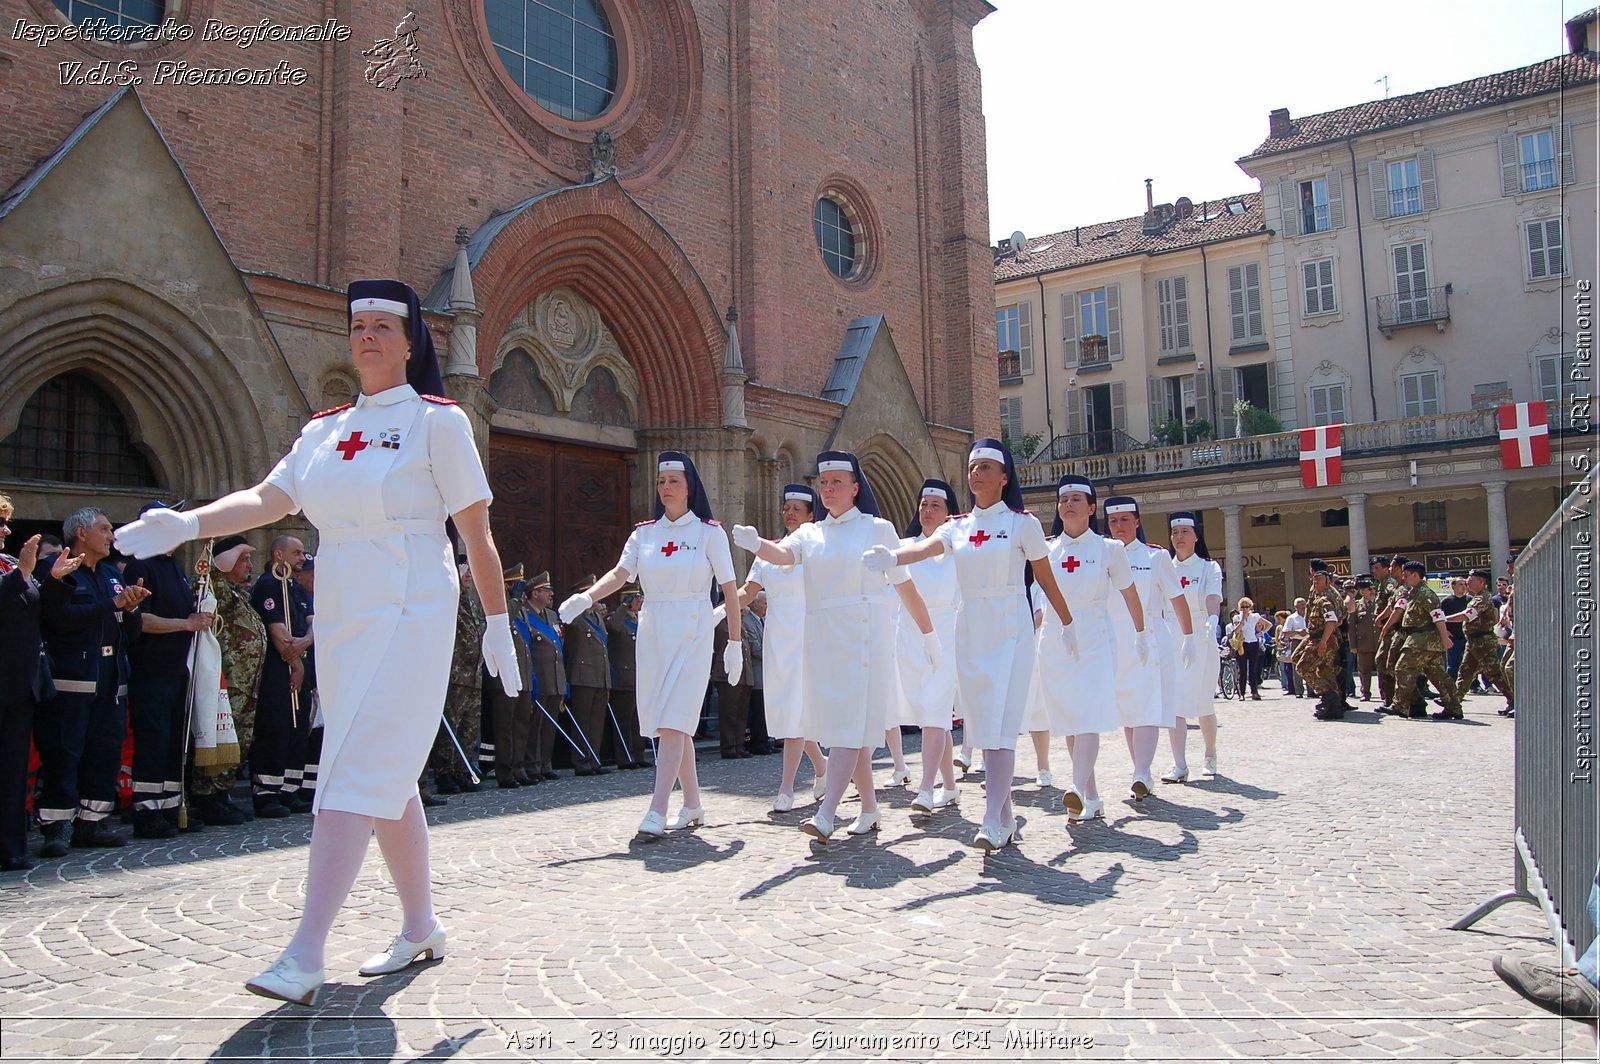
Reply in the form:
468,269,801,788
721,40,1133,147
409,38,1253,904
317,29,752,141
802,811,834,843
359,919,446,976
933,783,960,809
1131,775,1153,801
971,819,1018,851
245,955,324,1006
771,792,795,813
1061,788,1084,815
1203,755,1218,776
813,776,827,801
666,805,704,830
889,767,912,787
1160,764,1189,784
953,753,970,774
847,809,881,835
1037,768,1054,789
910,788,935,813
1067,797,1105,823
637,810,666,838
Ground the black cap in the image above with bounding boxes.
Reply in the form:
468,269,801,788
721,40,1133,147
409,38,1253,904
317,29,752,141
300,554,314,571
213,535,248,555
139,499,186,514
1469,568,1492,582
1354,576,1375,588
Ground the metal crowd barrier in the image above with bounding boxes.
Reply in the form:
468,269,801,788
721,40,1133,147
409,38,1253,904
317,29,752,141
1454,471,1596,966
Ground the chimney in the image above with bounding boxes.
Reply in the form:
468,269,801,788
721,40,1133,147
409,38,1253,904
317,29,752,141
1145,178,1154,212
1269,108,1292,139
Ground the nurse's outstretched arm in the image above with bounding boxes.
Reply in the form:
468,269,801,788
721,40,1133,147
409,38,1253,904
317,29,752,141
453,500,510,617
891,536,945,566
582,566,634,606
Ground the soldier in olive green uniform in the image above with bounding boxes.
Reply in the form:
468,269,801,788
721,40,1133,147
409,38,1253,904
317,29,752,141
1449,568,1513,711
606,587,647,768
1347,578,1381,701
1298,560,1349,719
1391,560,1464,720
523,572,567,780
564,576,613,775
430,561,488,793
1372,556,1404,708
190,535,266,826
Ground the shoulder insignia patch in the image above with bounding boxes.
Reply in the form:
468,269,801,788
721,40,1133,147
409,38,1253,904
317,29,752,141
1009,506,1029,514
310,403,353,420
705,519,722,527
420,394,457,406
1146,541,1166,551
635,519,656,528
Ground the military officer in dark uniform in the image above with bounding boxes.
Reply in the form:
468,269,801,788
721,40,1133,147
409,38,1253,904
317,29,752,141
606,586,646,768
429,558,488,794
712,605,754,758
563,576,612,776
249,535,314,817
522,571,566,780
1391,561,1463,720
1448,568,1513,712
492,567,536,787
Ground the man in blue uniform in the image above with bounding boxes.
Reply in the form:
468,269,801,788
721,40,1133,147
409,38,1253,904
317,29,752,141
249,535,314,817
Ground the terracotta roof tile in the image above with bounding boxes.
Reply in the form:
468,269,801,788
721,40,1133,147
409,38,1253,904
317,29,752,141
993,194,1265,282
1241,52,1599,162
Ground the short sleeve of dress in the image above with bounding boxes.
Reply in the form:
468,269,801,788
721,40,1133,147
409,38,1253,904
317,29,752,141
1150,549,1183,600
1106,538,1135,591
778,524,814,564
1016,513,1048,562
427,404,493,516
618,527,644,577
1206,561,1224,600
747,557,773,590
931,517,960,553
263,434,304,515
877,519,912,586
705,522,735,585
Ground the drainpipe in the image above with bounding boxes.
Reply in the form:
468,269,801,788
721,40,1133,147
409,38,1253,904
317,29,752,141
1347,136,1379,421
1200,243,1219,437
1036,274,1055,444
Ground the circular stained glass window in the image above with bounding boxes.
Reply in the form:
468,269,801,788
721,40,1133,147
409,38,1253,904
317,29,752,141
486,0,619,122
814,196,858,280
53,0,165,35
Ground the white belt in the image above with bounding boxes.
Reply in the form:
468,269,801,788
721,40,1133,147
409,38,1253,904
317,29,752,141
811,592,885,611
644,592,707,603
55,680,128,696
961,585,1025,601
319,519,444,544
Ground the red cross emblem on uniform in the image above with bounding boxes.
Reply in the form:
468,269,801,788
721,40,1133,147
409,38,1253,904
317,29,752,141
1062,556,1081,572
1181,576,1192,587
336,432,369,460
969,530,991,547
661,541,680,557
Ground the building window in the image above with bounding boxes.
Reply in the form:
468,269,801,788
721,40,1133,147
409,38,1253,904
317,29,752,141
996,303,1032,381
1537,354,1579,405
1309,383,1346,426
1228,263,1264,343
486,0,619,122
1413,500,1447,541
813,196,859,280
1163,374,1198,423
1526,218,1565,281
0,373,159,487
1320,508,1350,528
1298,178,1330,234
1302,258,1337,317
53,0,163,31
1388,158,1422,217
1156,276,1192,354
1392,242,1430,322
1399,370,1441,417
1519,130,1557,192
1078,288,1111,366
1471,381,1512,409
1000,397,1024,444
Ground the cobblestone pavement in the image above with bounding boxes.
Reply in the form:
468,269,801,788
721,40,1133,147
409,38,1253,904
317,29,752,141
0,686,1593,1062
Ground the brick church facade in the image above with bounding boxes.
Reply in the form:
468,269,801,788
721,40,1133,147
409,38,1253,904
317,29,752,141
0,0,996,587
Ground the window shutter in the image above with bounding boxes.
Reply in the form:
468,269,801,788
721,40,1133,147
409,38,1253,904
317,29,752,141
1265,360,1279,416
1106,284,1123,360
1326,170,1345,229
1527,220,1546,278
1368,158,1391,220
1111,379,1127,436
1173,275,1191,351
1302,261,1319,315
1279,178,1300,238
1193,370,1211,429
1148,377,1165,438
1059,291,1078,367
1218,368,1237,437
1556,122,1576,186
1418,149,1438,212
1156,279,1173,354
1499,133,1521,196
1228,265,1246,341
1018,300,1034,375
1245,263,1263,340
1548,220,1564,276
1066,386,1083,440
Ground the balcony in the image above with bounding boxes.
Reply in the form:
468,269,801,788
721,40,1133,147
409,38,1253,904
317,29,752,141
1030,428,1148,463
998,350,1021,386
1078,335,1110,369
1375,284,1451,336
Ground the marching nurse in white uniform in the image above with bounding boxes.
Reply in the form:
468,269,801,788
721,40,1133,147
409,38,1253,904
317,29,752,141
560,452,741,839
734,452,937,844
1163,512,1224,781
1034,476,1146,824
1102,496,1197,801
116,280,522,1007
727,484,827,812
891,479,963,815
867,439,1075,851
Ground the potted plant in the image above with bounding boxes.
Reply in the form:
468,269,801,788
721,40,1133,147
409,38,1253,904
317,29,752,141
1232,400,1284,437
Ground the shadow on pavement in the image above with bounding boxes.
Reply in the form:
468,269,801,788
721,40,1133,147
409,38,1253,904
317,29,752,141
547,833,747,873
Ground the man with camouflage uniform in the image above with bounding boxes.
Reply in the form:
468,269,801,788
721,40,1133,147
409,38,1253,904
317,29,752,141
1347,577,1381,701
1449,568,1513,713
189,535,266,826
1391,560,1463,720
1297,559,1349,720
430,559,487,794
1372,555,1404,709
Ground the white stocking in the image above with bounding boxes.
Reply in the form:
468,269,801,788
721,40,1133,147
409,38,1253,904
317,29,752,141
1129,726,1159,780
1168,719,1190,771
819,746,861,821
982,747,1015,828
1070,732,1100,800
1198,714,1219,759
649,729,690,814
884,728,906,774
373,795,436,940
918,727,948,792
282,809,374,971
1030,730,1051,773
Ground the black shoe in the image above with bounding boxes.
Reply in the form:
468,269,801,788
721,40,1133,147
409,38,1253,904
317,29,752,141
133,812,178,840
253,797,291,819
496,777,520,789
540,771,560,781
458,778,481,792
1431,708,1464,720
283,794,314,814
39,823,70,859
434,776,462,795
171,811,205,834
195,795,246,826
72,822,127,848
420,791,449,807
0,856,33,872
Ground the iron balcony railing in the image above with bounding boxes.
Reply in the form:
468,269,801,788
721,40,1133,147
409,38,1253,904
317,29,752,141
1375,284,1452,334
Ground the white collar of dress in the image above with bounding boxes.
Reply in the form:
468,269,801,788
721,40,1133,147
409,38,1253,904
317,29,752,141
1061,526,1097,543
972,500,1009,516
356,383,417,408
661,510,698,528
823,506,862,525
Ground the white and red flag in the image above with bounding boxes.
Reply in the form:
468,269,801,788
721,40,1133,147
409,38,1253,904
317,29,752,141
1497,401,1551,468
1299,424,1343,488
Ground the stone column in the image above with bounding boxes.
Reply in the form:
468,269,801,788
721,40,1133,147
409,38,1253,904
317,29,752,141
1485,480,1511,576
1221,504,1244,605
1345,492,1369,578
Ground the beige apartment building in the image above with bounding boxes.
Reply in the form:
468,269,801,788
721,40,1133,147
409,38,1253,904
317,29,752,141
995,26,1596,612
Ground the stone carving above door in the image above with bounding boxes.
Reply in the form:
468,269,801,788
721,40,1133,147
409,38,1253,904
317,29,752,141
491,287,640,425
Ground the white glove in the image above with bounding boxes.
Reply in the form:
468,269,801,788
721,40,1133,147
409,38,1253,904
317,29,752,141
482,613,522,697
1204,615,1219,642
862,544,894,573
1135,629,1152,666
557,592,592,624
711,603,727,626
723,640,744,686
1181,633,1198,669
1059,620,1079,662
921,629,941,674
113,509,199,559
732,524,762,552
